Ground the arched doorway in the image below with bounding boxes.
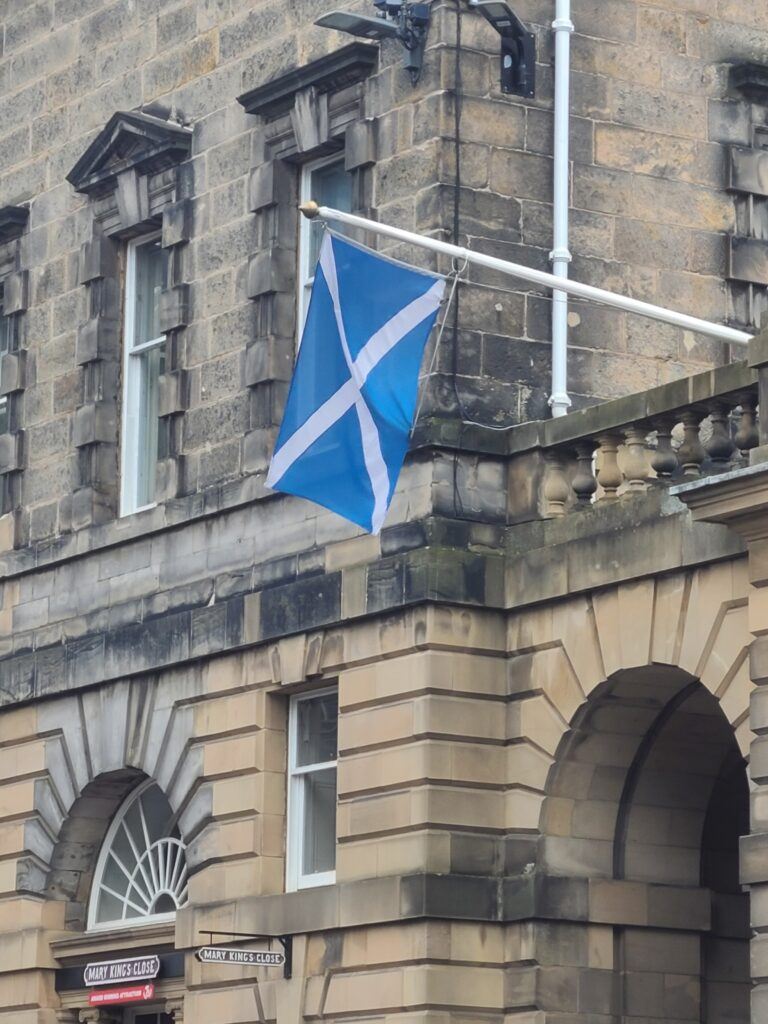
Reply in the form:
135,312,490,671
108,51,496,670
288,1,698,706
540,666,750,1021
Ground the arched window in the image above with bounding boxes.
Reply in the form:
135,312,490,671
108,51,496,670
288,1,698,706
88,779,188,930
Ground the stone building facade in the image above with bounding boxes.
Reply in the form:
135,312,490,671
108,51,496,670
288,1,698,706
0,0,764,1022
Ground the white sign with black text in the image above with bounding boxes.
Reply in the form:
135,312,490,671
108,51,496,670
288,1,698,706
83,955,161,987
195,946,285,967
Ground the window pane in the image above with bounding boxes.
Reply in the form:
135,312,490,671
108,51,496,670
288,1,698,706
296,692,338,767
110,821,137,875
92,783,189,926
135,343,164,508
133,237,167,347
95,889,123,923
141,778,174,840
102,852,131,900
307,161,352,269
302,767,337,876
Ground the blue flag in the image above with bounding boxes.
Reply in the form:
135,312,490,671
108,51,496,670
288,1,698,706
266,231,445,534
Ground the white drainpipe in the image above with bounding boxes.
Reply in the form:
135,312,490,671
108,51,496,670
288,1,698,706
549,0,574,417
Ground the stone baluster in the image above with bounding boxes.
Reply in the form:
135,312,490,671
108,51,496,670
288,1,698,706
734,393,759,463
622,425,650,491
677,411,706,478
705,401,736,468
542,450,571,518
650,417,678,480
595,434,623,501
571,440,598,506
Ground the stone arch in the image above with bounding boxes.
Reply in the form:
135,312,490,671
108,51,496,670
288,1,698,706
18,670,212,931
45,767,147,929
505,561,751,832
539,666,747,883
504,562,752,1021
535,668,750,1021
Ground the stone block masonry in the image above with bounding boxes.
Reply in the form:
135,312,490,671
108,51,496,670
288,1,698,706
0,2,761,1023
0,0,757,547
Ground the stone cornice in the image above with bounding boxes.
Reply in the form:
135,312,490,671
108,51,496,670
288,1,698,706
237,42,378,119
671,462,768,541
174,872,714,942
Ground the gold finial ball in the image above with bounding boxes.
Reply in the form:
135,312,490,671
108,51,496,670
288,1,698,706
299,200,320,219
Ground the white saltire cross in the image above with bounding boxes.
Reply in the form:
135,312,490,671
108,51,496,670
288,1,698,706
266,233,444,533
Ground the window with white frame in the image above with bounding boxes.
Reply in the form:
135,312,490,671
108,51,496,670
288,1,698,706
298,156,353,333
287,688,338,890
120,232,168,515
88,780,188,930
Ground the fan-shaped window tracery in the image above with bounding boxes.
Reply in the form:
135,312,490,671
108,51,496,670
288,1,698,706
89,780,188,929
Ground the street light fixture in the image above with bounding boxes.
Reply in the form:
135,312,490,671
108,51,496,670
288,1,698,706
469,0,536,97
315,2,431,85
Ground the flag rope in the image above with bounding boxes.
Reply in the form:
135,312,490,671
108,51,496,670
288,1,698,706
413,265,465,432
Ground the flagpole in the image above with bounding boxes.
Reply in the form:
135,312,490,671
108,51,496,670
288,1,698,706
300,202,752,347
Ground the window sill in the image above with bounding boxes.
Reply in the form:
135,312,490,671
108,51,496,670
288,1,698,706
119,500,157,519
86,911,177,934
0,472,274,580
50,919,177,962
289,870,336,892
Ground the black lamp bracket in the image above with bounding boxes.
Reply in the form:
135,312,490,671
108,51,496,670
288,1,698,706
373,1,431,84
469,1,536,98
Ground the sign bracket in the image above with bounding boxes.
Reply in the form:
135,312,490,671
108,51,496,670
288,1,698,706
200,930,293,979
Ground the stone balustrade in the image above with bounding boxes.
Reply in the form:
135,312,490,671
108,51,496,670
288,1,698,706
506,331,768,521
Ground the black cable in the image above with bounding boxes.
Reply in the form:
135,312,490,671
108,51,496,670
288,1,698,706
453,0,463,249
452,0,465,515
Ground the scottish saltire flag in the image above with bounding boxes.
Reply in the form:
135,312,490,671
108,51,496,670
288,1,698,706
266,231,445,533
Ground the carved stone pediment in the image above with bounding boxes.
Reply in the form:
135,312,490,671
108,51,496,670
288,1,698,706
67,110,192,196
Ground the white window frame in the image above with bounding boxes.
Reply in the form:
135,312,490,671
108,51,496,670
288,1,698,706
87,778,188,933
286,687,338,892
120,230,166,517
297,154,349,335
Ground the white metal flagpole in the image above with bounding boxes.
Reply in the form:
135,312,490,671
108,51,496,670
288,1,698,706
300,202,753,348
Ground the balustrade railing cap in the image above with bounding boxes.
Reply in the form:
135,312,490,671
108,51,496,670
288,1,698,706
506,359,757,456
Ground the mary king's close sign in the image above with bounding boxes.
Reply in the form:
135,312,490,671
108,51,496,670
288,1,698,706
195,946,285,967
83,955,161,987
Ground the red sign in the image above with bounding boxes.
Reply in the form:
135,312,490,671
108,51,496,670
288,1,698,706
88,983,155,1006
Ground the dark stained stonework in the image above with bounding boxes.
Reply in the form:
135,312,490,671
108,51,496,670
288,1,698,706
238,42,379,119
0,3,762,1022
67,110,193,196
0,207,28,244
731,62,768,104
